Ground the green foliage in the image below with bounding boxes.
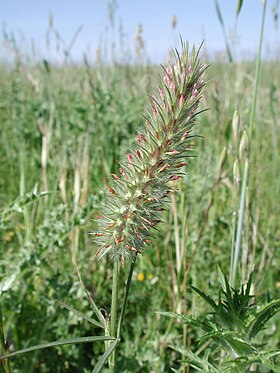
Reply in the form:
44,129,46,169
160,272,280,371
0,184,47,229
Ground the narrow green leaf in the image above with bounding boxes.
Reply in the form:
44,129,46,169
230,159,249,286
53,298,104,329
214,0,234,62
248,299,280,339
191,286,218,311
157,311,201,328
200,330,255,356
236,0,243,17
0,336,115,360
223,275,238,317
0,185,50,228
222,334,255,356
73,260,106,328
217,266,226,291
245,271,253,300
92,339,118,373
170,345,220,373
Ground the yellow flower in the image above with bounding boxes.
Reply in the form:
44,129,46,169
147,273,154,280
137,272,145,282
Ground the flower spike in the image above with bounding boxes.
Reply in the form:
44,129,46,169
93,41,208,265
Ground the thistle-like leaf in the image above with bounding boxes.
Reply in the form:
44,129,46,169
248,299,280,339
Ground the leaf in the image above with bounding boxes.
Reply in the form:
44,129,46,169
258,349,280,372
191,286,218,312
245,271,253,299
0,185,49,228
43,59,50,73
199,329,255,356
92,339,118,373
157,311,202,329
73,259,106,328
224,349,280,372
0,336,115,360
170,345,220,372
236,0,243,17
221,333,255,356
217,266,226,292
214,0,234,62
53,298,104,329
248,299,280,339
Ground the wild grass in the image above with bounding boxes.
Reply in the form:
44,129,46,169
0,30,279,372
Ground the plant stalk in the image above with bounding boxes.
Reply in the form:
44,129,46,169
0,306,10,373
109,260,120,372
117,255,136,338
249,0,267,140
229,0,267,286
230,159,249,287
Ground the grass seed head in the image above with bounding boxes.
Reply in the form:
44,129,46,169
93,41,208,266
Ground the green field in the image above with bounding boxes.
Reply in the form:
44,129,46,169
0,27,280,373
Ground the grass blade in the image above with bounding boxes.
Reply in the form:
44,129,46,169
53,298,104,329
236,0,243,17
230,159,249,287
0,336,115,360
214,0,234,62
73,259,106,328
92,339,118,373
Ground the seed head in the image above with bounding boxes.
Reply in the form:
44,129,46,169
93,41,208,266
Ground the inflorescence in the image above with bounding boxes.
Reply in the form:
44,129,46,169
93,41,207,267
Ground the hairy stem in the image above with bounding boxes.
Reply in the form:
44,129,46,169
109,260,120,372
117,255,136,338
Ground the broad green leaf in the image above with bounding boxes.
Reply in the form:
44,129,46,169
0,336,115,360
92,339,118,373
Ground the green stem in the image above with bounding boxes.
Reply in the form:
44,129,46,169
20,145,31,243
0,306,10,373
249,0,267,140
109,260,120,372
214,0,234,62
229,0,267,287
117,254,136,338
230,159,249,287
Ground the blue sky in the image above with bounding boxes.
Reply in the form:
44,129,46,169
1,1,279,62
